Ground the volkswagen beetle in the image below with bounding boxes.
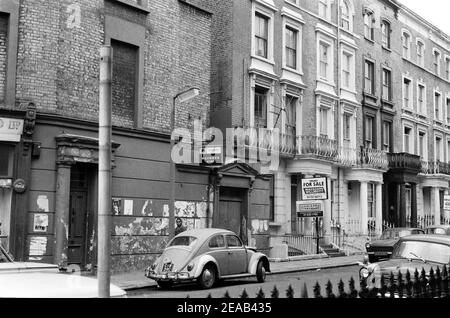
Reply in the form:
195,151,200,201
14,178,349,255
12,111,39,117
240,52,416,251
144,228,270,289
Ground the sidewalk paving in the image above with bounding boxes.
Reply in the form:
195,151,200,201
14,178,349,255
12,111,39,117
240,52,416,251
111,254,364,291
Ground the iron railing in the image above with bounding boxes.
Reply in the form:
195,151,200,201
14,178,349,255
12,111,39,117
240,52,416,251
421,161,450,175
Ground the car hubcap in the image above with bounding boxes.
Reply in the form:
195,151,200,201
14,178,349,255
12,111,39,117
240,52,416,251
203,269,214,287
261,266,266,280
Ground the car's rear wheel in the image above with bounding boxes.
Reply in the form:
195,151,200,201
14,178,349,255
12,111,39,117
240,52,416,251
157,281,173,289
256,260,266,283
197,265,216,289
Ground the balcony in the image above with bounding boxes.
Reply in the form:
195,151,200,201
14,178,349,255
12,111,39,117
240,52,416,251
421,161,450,175
297,135,338,160
387,152,422,173
336,146,389,170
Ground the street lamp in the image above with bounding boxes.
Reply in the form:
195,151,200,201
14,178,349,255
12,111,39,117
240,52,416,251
169,88,200,238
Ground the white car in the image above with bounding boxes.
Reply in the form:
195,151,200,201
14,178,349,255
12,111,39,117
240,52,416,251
0,245,58,274
0,272,126,298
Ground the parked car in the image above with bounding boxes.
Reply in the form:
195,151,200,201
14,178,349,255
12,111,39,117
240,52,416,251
145,228,270,289
424,225,450,235
359,234,450,290
365,228,424,263
0,272,126,298
0,245,58,274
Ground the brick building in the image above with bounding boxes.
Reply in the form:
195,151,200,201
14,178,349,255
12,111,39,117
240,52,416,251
0,0,271,273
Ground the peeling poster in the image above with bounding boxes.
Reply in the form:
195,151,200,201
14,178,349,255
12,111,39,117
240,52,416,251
124,200,133,216
37,195,49,212
29,236,47,256
33,214,49,232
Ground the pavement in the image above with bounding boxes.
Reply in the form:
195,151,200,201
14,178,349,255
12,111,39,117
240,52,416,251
111,254,364,291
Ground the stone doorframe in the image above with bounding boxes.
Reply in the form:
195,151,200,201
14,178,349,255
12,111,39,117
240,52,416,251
53,134,120,267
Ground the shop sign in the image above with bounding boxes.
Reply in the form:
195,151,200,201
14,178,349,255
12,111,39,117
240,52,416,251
201,145,223,166
0,117,24,142
300,177,328,201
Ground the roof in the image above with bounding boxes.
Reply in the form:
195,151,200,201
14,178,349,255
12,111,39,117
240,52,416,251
400,234,450,245
178,228,234,241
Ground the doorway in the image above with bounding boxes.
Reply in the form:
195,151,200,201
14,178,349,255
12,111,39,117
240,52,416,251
68,164,96,269
215,187,246,239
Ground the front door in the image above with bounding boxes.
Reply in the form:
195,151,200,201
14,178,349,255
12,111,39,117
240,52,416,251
216,188,244,237
68,191,88,267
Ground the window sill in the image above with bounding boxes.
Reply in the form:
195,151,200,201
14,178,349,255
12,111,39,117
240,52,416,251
381,99,394,107
106,0,150,13
251,54,275,66
382,46,392,53
269,222,282,228
364,37,375,44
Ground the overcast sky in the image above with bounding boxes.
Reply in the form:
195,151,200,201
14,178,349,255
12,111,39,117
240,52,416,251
398,0,450,35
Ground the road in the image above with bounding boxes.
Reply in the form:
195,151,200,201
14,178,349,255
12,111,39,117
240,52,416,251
127,265,361,298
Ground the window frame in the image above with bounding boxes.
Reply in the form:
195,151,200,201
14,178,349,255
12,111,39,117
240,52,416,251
402,30,412,60
417,82,427,116
381,19,391,49
402,75,413,110
433,48,441,76
364,59,375,95
416,39,425,67
363,10,374,41
434,89,443,121
382,67,392,102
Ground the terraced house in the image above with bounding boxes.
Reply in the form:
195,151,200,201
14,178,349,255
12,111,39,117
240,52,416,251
195,0,450,257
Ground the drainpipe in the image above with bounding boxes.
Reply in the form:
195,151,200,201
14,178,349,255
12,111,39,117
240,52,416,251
336,0,342,234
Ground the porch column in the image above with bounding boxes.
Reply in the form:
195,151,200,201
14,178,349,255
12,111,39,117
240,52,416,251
376,182,383,235
432,187,441,225
399,184,406,227
54,163,71,267
360,181,368,235
274,172,288,234
411,183,418,228
323,178,333,237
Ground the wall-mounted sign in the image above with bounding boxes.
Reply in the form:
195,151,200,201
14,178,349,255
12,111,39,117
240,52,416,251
444,195,450,211
201,145,223,166
33,214,49,232
296,200,324,218
0,117,24,142
13,179,27,193
300,177,328,201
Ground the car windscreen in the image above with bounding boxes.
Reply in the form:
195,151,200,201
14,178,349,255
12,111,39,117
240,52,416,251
168,236,198,248
393,241,450,264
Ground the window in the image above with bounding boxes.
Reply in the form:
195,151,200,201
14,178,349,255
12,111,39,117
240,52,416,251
319,42,329,80
364,11,374,41
0,144,14,177
368,183,375,218
269,175,274,221
285,95,297,136
446,58,450,80
255,13,269,58
365,116,374,148
417,41,425,66
381,20,391,49
254,86,268,128
343,114,351,143
320,107,328,137
434,50,441,75
342,52,351,88
436,136,442,161
382,69,392,101
341,1,350,30
209,235,225,248
435,92,442,121
448,140,450,163
319,0,329,19
285,26,298,69
402,32,411,59
168,236,198,248
383,121,391,152
418,84,426,115
364,60,374,95
226,235,243,247
403,78,412,108
404,127,412,153
447,98,450,123
418,132,426,159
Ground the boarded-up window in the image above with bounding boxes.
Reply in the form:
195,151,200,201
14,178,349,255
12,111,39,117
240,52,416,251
111,39,138,128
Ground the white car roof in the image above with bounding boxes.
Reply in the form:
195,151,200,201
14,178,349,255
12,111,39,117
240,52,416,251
0,273,126,298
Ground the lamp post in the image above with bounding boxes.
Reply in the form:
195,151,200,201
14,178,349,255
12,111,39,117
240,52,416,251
169,88,200,238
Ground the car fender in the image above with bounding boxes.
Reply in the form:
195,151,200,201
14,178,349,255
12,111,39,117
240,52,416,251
248,253,270,275
192,255,220,278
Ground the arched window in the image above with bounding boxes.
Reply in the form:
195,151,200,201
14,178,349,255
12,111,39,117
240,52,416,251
341,1,350,30
364,10,374,40
416,39,425,66
402,30,412,59
381,20,391,49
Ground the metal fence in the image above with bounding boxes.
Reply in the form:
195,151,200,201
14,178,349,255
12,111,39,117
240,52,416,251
198,265,450,298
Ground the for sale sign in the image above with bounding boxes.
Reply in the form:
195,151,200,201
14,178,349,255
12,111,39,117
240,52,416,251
300,177,328,201
296,201,324,218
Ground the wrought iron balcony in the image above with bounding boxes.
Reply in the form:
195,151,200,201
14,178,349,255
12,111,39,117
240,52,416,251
297,135,338,160
421,160,450,175
336,146,389,170
387,152,422,172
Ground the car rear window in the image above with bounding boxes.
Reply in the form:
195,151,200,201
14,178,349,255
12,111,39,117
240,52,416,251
209,235,225,248
168,236,197,248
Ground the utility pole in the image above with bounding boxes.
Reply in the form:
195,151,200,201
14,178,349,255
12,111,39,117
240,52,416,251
98,45,113,298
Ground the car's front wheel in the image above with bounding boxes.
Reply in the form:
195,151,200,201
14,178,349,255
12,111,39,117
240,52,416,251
256,260,266,283
157,281,173,289
197,265,216,289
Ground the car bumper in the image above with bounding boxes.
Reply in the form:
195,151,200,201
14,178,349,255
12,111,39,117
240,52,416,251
146,271,195,283
367,251,392,257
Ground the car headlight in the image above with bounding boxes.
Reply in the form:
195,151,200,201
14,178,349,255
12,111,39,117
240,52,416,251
187,263,195,272
360,268,370,279
365,243,371,249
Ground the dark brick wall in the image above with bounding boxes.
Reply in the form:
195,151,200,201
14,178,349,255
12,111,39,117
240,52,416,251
111,39,137,128
0,13,7,103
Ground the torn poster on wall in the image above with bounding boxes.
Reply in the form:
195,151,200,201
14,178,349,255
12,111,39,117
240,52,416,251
37,195,49,212
29,236,47,256
124,200,133,216
33,214,49,232
112,198,121,215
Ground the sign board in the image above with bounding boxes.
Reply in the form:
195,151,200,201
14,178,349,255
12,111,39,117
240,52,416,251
444,195,450,211
201,145,223,166
296,200,324,218
0,118,24,142
300,177,328,201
